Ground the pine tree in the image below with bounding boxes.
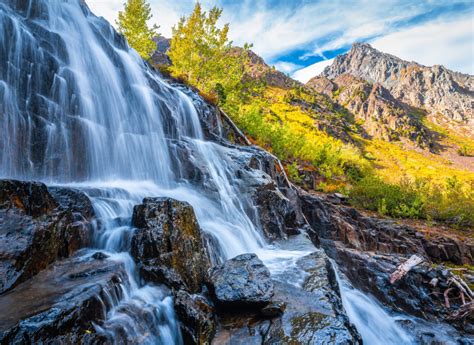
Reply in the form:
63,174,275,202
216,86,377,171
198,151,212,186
116,0,159,59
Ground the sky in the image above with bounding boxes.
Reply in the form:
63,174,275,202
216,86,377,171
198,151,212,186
87,0,474,82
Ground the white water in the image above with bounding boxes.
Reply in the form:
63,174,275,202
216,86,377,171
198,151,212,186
332,262,415,345
0,0,434,343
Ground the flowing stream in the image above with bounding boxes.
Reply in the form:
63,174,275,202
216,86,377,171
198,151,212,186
0,0,431,343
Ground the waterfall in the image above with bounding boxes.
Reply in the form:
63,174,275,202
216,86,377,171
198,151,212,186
0,1,441,344
331,261,414,345
0,0,269,342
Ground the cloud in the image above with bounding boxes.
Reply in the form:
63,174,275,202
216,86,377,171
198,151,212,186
273,61,302,74
292,12,474,82
371,14,474,74
86,0,473,76
292,58,334,83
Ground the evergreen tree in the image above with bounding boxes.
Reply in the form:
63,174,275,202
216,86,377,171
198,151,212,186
116,0,158,59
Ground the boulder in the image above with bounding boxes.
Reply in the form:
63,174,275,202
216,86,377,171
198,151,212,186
253,183,303,239
0,180,93,294
131,197,211,293
0,253,125,344
174,289,216,344
330,243,473,334
212,247,361,344
206,253,274,309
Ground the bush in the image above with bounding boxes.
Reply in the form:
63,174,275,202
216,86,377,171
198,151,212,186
349,176,423,218
350,175,474,228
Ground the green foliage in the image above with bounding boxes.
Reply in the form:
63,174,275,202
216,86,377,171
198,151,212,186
116,0,159,59
457,144,473,157
350,176,423,218
168,3,250,105
350,175,474,228
287,162,302,184
232,103,370,182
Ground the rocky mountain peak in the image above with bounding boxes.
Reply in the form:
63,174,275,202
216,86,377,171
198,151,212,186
320,43,474,135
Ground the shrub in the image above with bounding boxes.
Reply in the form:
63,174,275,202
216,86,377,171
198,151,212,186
350,175,474,228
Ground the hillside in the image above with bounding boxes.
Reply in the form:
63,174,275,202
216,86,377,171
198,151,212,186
321,43,474,137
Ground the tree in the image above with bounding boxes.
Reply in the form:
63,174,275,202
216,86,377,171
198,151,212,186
168,3,247,105
116,0,159,59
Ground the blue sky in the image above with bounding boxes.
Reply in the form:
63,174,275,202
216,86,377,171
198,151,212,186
87,0,474,81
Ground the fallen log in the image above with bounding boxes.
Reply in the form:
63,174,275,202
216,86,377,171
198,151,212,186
448,301,474,320
389,255,424,284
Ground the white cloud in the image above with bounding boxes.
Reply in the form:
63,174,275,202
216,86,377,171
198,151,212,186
274,61,302,74
292,58,334,83
87,1,447,60
86,0,189,37
292,13,474,82
371,15,474,75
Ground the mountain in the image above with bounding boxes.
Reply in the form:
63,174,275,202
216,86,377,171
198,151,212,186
320,43,474,137
307,73,432,147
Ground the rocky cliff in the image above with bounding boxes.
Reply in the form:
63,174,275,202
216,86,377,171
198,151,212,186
320,43,474,135
308,73,432,146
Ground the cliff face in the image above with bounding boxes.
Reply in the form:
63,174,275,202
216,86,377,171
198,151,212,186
321,43,474,134
308,74,432,146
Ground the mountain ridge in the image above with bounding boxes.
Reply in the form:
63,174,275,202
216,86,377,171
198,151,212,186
319,43,474,136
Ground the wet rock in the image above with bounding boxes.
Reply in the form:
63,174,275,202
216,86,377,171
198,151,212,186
261,302,286,317
300,190,473,265
48,186,95,220
131,197,211,293
207,253,274,309
265,251,360,344
0,180,93,294
212,248,361,344
330,243,472,333
253,183,307,239
0,180,58,217
0,254,125,344
174,289,216,345
92,251,109,260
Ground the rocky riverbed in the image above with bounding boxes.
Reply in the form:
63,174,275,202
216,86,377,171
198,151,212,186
1,178,472,344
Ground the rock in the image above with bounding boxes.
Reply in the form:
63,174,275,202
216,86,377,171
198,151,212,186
0,180,93,294
92,251,109,260
48,186,95,221
131,197,211,293
300,190,473,265
329,243,471,333
0,254,126,344
320,42,474,134
206,253,274,309
309,73,433,147
212,247,361,344
261,302,286,317
150,36,171,67
253,181,307,239
0,180,58,217
174,289,216,345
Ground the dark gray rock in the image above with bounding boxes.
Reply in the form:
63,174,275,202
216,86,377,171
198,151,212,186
261,302,286,317
0,254,125,344
212,247,361,344
131,197,211,293
207,253,274,309
174,289,216,345
0,180,93,294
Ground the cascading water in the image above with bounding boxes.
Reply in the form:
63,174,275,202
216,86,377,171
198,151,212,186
0,0,268,342
0,0,446,344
